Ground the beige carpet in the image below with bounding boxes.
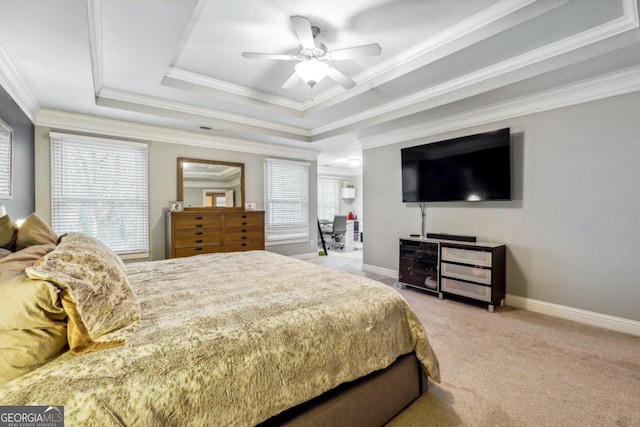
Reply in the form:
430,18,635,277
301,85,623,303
309,252,640,427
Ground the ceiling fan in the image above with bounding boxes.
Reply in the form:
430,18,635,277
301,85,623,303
241,15,382,91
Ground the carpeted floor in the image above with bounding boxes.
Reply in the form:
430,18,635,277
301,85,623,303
309,251,640,427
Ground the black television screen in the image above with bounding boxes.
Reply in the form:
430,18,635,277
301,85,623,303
401,128,511,202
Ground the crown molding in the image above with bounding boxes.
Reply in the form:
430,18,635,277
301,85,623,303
360,64,640,149
163,67,304,115
314,2,639,137
35,109,320,161
96,87,313,142
0,44,39,121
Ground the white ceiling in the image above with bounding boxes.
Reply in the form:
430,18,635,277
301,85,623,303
1,0,640,173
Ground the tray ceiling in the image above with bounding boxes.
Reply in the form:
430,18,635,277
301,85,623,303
1,0,640,169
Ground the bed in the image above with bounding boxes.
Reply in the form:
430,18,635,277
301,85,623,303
0,229,440,426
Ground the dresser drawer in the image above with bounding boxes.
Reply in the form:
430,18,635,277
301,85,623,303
224,240,263,252
441,262,492,285
173,214,221,230
174,245,221,258
224,226,264,243
173,228,221,248
224,212,264,227
441,246,492,267
441,278,491,302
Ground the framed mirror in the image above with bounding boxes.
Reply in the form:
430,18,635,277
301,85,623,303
177,158,245,210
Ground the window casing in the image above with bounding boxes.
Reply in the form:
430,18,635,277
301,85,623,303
0,119,12,200
50,133,149,255
264,158,310,243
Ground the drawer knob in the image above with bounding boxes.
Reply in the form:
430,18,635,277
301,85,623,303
241,215,247,218
195,216,203,220
241,236,247,240
241,229,247,232
195,224,203,228
195,247,203,251
241,243,247,246
195,231,203,235
195,239,203,243
241,222,248,225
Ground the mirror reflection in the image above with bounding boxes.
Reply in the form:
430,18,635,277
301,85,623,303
177,158,244,209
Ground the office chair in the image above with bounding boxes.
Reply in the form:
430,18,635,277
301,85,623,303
326,215,347,250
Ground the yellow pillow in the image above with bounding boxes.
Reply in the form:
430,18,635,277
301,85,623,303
0,215,18,250
0,274,68,385
0,244,56,282
26,233,140,354
15,213,57,251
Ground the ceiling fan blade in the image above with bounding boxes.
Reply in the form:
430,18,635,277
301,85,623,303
326,67,356,89
328,43,382,60
282,72,301,89
241,52,298,61
290,15,315,50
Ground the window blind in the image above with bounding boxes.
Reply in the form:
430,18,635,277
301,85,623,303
264,158,309,242
50,135,149,255
0,120,12,199
317,177,340,221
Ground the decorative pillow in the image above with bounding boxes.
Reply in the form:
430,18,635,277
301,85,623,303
26,233,140,354
0,274,68,385
0,248,11,259
15,213,57,251
0,215,19,251
0,244,56,282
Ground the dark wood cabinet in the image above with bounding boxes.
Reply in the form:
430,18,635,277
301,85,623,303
166,211,265,258
399,237,506,311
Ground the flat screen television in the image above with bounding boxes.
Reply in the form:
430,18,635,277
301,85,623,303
401,128,511,202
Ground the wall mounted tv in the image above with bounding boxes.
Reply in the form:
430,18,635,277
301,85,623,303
401,128,511,202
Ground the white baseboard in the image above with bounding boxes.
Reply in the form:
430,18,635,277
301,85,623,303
505,294,640,337
362,264,398,279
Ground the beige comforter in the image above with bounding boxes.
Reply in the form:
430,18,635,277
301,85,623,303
0,250,439,426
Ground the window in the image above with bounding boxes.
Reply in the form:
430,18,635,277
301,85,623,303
0,119,12,199
50,133,149,255
317,177,340,221
264,158,309,243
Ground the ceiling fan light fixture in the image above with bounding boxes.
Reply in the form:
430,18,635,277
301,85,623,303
295,59,329,86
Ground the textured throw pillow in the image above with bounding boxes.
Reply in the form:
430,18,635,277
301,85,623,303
0,215,19,251
0,244,56,282
15,213,57,251
26,233,140,354
0,274,68,385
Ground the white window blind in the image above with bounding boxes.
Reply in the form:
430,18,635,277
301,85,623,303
50,134,149,255
264,158,309,242
0,120,12,199
317,177,340,222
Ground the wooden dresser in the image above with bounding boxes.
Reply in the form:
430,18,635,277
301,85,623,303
166,210,265,258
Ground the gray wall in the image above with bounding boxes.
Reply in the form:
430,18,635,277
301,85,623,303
34,126,318,260
364,92,640,322
0,84,34,218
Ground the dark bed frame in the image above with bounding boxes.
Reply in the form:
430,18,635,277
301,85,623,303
259,352,428,426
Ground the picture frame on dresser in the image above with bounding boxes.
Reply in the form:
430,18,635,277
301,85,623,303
169,201,184,212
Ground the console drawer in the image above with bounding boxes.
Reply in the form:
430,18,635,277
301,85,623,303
174,245,221,258
441,262,492,285
441,277,491,302
441,247,492,267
